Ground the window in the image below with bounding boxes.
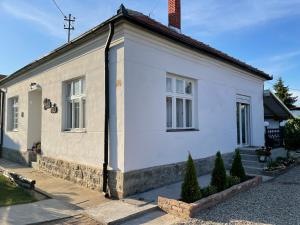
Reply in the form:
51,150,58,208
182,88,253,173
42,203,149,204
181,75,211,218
65,78,86,130
166,75,195,130
8,97,19,131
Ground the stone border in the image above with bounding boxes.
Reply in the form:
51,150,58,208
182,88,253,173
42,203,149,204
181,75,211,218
158,176,262,219
262,163,297,176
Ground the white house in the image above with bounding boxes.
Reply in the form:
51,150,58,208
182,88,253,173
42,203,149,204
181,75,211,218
0,1,272,198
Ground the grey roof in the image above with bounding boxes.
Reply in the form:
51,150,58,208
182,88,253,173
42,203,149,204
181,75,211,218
264,90,294,120
0,5,272,86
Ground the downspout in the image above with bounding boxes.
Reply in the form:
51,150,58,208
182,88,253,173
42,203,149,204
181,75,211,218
0,90,5,158
103,22,115,197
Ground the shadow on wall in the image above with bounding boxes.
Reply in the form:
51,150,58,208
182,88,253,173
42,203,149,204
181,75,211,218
1,132,29,166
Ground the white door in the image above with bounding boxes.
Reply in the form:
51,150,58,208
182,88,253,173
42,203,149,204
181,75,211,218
236,102,250,146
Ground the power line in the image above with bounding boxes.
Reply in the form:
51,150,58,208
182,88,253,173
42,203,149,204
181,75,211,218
52,0,66,17
51,0,75,43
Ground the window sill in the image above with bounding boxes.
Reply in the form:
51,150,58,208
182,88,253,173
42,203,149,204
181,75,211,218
7,129,19,133
63,129,87,133
166,128,199,132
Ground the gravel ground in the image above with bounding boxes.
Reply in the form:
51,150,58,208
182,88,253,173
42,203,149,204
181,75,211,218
175,166,300,225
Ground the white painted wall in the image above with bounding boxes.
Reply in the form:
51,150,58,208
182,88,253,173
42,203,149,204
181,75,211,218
265,119,280,129
2,26,126,171
123,24,265,172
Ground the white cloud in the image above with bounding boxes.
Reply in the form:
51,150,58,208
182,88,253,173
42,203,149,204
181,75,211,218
182,0,300,35
0,0,66,39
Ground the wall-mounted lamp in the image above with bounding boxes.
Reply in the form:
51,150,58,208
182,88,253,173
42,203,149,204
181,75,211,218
30,83,41,91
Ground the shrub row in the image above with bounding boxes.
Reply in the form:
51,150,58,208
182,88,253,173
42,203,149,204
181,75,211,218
181,149,246,203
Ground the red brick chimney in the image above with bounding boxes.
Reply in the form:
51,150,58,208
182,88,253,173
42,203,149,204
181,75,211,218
168,0,181,31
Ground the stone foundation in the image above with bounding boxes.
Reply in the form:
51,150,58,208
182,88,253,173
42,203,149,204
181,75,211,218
122,152,233,197
36,152,234,199
37,156,123,198
2,147,36,166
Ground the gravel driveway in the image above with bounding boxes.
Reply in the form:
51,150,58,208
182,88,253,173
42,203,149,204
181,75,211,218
175,166,300,225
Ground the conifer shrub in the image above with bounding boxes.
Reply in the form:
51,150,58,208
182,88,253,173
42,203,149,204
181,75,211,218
230,149,246,181
181,153,202,203
226,176,240,188
201,185,218,198
211,151,227,192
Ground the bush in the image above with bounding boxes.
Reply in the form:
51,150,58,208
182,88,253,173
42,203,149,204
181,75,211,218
201,185,218,198
284,118,300,150
211,151,227,192
230,149,246,181
181,153,202,203
226,176,240,188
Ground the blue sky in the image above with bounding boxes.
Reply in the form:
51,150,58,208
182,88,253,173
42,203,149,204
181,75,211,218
0,0,300,105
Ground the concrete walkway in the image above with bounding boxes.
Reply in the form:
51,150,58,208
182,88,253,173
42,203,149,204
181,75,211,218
0,199,80,225
0,159,108,209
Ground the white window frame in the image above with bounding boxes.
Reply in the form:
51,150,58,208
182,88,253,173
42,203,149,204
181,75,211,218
64,78,86,131
8,96,19,131
166,75,195,130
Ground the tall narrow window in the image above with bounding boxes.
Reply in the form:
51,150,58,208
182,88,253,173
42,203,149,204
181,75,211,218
8,97,19,131
65,78,86,130
166,75,195,130
166,97,172,128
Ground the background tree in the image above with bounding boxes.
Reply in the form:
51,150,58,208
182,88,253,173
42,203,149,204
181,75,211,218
181,153,201,203
273,77,298,109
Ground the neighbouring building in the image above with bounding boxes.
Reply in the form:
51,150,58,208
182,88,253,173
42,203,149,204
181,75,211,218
0,1,272,198
264,90,294,129
291,107,300,118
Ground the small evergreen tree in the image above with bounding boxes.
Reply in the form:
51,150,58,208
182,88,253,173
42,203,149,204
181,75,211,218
181,153,201,203
211,151,227,192
273,77,298,109
230,149,246,181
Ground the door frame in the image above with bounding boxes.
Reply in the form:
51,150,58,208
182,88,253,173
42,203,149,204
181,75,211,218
236,95,251,147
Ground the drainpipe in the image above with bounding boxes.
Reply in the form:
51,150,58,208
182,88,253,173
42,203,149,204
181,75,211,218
0,90,5,158
103,22,115,197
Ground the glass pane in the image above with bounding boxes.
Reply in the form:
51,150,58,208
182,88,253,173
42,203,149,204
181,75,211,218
236,103,240,145
176,79,184,94
176,98,183,128
74,102,80,128
66,83,72,97
166,97,172,128
185,81,192,94
73,80,80,96
186,99,192,127
166,78,172,92
241,104,246,144
67,101,73,129
82,99,86,128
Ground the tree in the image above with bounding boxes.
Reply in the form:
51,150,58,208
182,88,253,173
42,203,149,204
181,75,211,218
273,77,298,109
211,151,227,192
181,153,202,203
230,149,246,181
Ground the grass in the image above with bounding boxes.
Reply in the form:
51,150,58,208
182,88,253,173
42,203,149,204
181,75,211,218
0,174,36,207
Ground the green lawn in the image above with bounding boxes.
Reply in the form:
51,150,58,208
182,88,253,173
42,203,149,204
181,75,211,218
0,174,36,207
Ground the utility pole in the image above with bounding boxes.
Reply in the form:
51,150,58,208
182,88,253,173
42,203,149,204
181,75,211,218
64,14,75,43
